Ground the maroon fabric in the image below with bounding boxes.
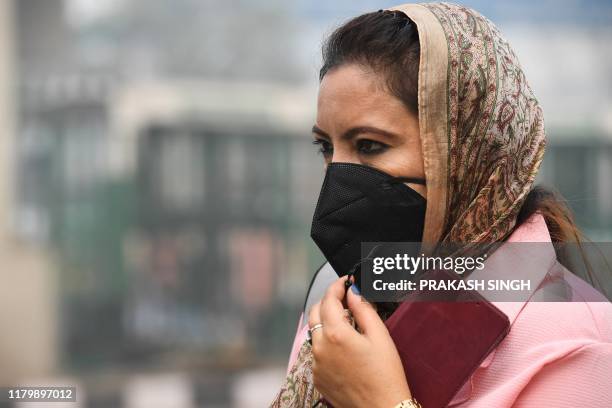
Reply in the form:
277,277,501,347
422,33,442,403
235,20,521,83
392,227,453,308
385,270,510,408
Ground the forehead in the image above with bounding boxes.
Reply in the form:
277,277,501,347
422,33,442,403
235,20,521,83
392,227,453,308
317,64,411,127
319,64,382,98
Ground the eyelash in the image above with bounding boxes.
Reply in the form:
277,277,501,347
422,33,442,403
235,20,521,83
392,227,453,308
357,139,388,155
312,139,333,156
312,139,389,156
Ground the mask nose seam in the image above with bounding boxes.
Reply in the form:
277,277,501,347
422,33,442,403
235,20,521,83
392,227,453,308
313,195,368,221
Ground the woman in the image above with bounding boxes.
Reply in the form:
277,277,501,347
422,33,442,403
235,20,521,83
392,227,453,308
272,3,612,407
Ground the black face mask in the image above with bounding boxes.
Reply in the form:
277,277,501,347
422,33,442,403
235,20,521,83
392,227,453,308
310,162,427,280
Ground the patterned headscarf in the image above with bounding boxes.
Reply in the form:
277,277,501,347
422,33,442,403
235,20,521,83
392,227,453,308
395,2,547,244
271,2,546,406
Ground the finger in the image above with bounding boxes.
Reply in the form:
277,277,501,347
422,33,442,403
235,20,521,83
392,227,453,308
320,276,351,328
308,302,324,343
346,283,388,338
308,301,321,327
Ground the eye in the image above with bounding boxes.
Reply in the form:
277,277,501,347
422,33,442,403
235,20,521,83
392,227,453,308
312,139,333,156
357,139,388,155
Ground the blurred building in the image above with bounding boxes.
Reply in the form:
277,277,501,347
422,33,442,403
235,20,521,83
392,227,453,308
0,0,59,387
112,80,319,352
4,2,323,406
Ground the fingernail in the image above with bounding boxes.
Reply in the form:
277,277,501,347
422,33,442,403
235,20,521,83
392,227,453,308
350,284,361,295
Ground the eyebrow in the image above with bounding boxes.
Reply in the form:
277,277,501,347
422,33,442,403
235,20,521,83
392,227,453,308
311,125,401,141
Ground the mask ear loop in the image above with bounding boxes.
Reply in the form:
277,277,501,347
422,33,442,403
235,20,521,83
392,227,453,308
388,176,427,186
344,244,384,293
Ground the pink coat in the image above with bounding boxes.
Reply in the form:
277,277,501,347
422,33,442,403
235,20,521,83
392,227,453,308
286,214,612,407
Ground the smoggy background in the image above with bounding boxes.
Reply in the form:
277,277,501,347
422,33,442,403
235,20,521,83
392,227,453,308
0,0,611,407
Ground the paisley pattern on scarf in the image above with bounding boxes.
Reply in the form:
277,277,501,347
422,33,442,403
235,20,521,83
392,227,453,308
271,2,547,406
427,3,546,243
270,341,323,407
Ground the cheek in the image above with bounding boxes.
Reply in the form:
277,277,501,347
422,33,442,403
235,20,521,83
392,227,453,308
370,144,424,177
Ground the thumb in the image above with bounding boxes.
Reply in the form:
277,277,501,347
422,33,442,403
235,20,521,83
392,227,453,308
347,284,388,338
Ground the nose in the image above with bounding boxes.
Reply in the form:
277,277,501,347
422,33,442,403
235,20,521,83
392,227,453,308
330,145,360,164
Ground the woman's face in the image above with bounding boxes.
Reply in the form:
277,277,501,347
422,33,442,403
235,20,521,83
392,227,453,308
313,63,426,198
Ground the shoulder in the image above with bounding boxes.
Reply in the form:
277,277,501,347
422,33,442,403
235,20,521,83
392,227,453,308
463,301,612,406
511,300,612,344
488,300,612,376
512,341,612,407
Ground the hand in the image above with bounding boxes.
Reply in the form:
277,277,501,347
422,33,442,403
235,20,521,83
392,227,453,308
308,276,412,408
